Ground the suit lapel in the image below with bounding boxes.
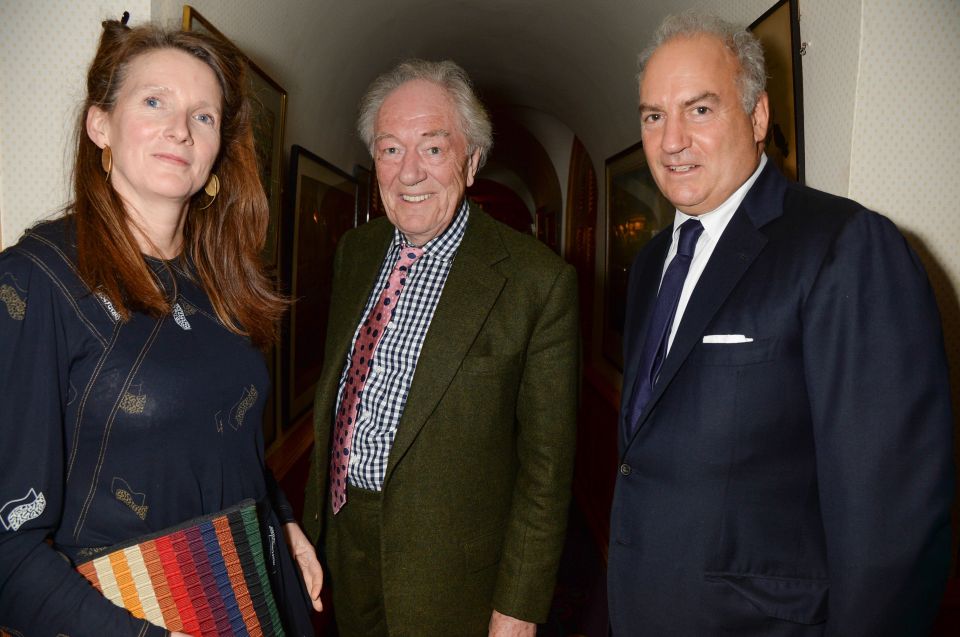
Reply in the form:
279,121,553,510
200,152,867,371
385,207,508,485
619,229,671,449
317,221,393,417
624,162,787,449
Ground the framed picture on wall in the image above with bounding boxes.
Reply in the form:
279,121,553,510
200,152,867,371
182,5,288,267
283,146,357,426
750,0,805,183
602,141,673,371
353,164,386,225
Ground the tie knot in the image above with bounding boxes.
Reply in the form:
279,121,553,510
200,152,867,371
396,246,424,270
676,219,703,258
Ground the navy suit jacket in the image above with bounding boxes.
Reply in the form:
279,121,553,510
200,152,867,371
608,162,954,636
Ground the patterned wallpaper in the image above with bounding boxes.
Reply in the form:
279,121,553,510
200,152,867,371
0,0,149,248
846,0,960,430
849,0,960,273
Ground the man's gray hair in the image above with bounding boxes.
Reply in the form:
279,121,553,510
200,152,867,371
638,12,767,113
357,59,493,168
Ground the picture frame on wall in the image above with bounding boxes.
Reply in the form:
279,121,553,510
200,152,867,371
283,145,358,426
353,164,386,225
750,0,804,183
182,5,288,268
602,141,674,371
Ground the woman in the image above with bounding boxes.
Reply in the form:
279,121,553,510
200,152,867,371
0,18,321,636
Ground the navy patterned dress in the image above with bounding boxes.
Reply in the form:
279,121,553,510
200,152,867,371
0,218,312,636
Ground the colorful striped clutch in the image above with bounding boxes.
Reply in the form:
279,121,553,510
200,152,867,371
76,499,285,636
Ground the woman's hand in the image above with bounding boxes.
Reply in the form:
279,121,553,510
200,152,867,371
283,521,324,611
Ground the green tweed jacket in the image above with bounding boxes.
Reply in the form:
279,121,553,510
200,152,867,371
302,205,578,633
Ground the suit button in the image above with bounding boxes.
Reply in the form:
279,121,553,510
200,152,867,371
619,463,631,476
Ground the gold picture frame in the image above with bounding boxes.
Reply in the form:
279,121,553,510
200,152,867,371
750,0,805,182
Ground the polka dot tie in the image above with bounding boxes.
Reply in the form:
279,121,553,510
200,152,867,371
330,245,424,514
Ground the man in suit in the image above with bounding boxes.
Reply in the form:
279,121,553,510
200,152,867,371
302,59,578,636
608,12,954,636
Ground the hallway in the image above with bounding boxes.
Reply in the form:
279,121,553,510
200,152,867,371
2,1,960,634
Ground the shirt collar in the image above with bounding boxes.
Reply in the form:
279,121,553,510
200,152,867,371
392,198,470,262
671,153,767,240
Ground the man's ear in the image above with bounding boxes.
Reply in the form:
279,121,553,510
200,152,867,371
464,148,482,187
751,91,770,145
86,105,110,149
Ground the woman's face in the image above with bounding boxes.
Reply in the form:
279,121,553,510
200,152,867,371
87,48,223,211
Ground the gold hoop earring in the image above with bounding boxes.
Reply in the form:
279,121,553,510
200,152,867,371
101,146,113,179
199,174,220,209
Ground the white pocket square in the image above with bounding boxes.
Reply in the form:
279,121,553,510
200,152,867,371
703,334,754,344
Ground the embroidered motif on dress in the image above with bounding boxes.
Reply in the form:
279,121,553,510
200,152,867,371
172,302,191,330
215,385,258,432
0,274,27,320
0,488,46,531
118,382,146,415
230,385,258,430
95,292,121,321
111,477,148,520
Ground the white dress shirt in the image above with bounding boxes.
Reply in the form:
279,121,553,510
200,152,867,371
662,154,767,352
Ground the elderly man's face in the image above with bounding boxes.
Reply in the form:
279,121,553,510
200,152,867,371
373,79,480,246
639,34,768,216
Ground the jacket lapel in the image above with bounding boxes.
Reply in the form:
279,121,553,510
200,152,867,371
619,228,671,449
315,220,393,421
624,162,787,449
384,207,508,485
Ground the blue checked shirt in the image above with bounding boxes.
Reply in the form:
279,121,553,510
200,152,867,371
337,200,470,491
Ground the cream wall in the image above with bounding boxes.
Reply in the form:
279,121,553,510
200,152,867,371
796,0,863,195
0,0,150,248
847,0,960,452
799,0,960,421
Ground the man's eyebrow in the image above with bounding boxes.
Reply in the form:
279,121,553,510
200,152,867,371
373,129,450,143
683,91,720,107
639,92,721,113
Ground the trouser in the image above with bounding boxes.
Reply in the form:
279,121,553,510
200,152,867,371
325,485,390,637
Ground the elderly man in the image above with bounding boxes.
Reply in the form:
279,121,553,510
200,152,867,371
608,12,954,636
302,59,578,636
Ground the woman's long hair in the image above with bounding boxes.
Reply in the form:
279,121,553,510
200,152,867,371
72,19,284,350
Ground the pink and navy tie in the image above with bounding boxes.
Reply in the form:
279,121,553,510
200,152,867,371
330,245,424,513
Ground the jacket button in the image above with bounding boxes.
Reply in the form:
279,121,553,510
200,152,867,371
619,463,631,476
